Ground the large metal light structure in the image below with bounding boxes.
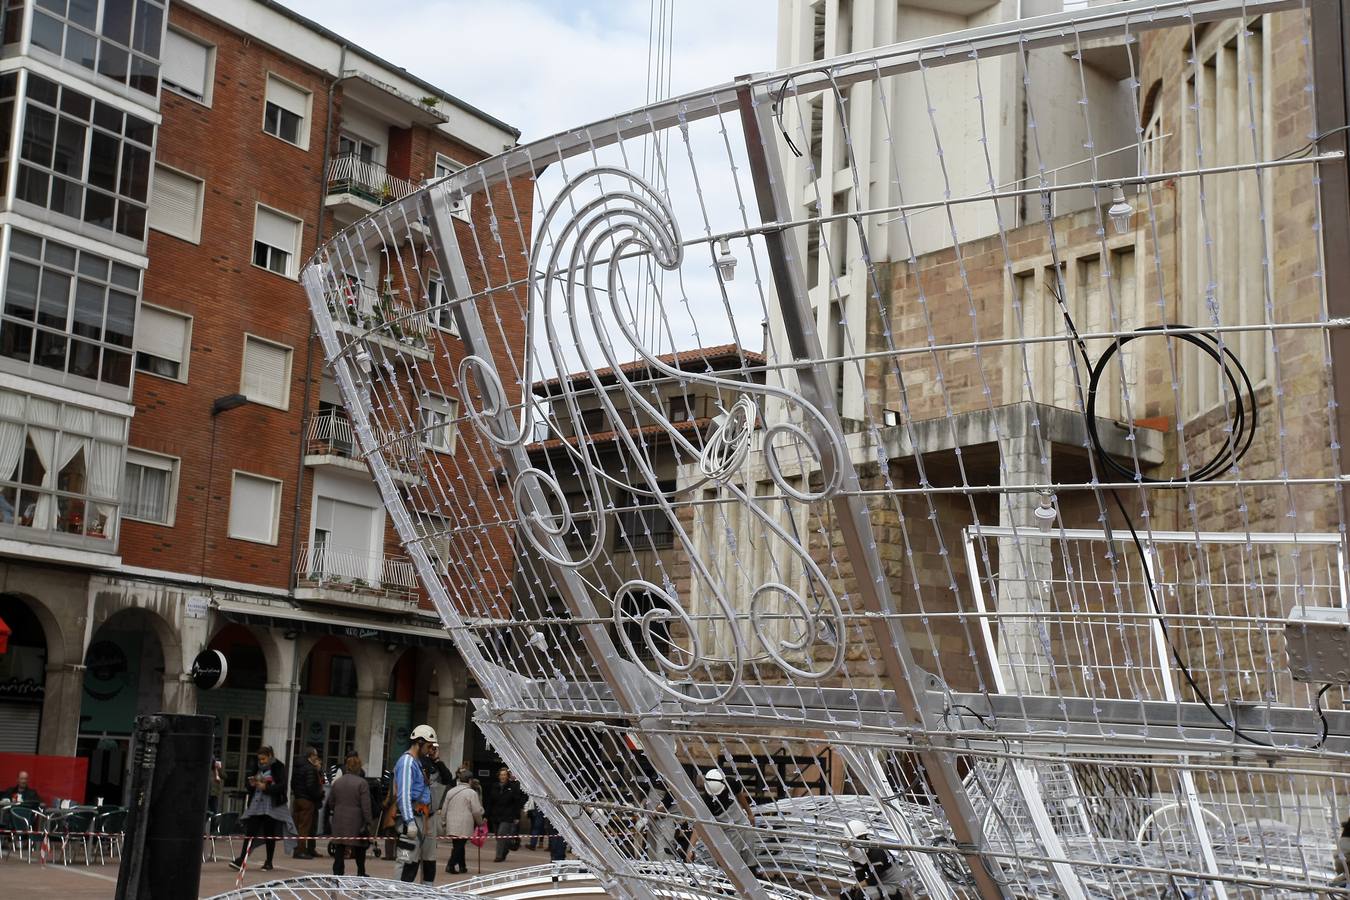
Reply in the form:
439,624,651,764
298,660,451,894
286,3,1350,898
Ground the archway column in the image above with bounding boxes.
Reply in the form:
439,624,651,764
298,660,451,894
260,633,302,760
355,689,389,773
434,695,468,768
39,663,82,756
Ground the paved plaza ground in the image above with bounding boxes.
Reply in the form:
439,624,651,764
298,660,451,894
0,839,568,897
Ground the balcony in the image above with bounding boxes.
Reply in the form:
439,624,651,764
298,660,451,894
325,154,420,223
304,411,421,485
295,541,420,612
327,281,433,362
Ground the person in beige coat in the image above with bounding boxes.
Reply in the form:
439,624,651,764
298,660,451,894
441,770,484,875
327,752,374,877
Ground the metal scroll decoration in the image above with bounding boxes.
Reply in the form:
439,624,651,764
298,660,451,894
456,166,851,697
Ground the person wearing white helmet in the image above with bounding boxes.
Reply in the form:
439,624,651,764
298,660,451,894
392,724,437,882
701,767,759,872
839,819,907,900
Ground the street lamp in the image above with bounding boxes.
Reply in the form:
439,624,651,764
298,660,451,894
202,393,249,575
1107,183,1134,235
211,393,248,416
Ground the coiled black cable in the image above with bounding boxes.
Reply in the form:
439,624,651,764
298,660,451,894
1047,288,1283,747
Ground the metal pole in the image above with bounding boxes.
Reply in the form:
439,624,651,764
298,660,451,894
420,187,773,900
1311,0,1350,543
735,80,1012,899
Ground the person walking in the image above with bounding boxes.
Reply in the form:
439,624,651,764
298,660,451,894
290,746,324,859
230,746,289,873
415,740,453,882
328,752,374,877
441,769,484,875
392,725,437,882
486,767,527,863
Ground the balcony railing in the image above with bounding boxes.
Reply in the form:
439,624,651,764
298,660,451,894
296,541,417,597
306,411,356,458
325,154,419,206
327,281,430,347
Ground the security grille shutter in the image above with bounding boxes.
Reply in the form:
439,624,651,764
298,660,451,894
242,337,289,407
229,473,278,542
254,207,298,254
265,75,308,118
149,167,201,240
0,704,40,753
134,305,189,365
162,30,209,98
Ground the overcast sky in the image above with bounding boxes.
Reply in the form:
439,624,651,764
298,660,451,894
284,0,779,143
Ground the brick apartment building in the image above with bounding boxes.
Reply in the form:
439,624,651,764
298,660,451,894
0,0,525,808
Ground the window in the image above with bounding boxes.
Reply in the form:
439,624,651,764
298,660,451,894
338,133,376,164
27,0,163,96
16,75,154,240
133,303,190,380
240,335,291,409
228,471,281,544
122,449,176,524
148,165,203,242
428,276,457,334
419,393,457,452
263,74,309,147
434,154,471,221
0,388,126,540
616,481,676,550
1180,22,1269,417
1014,247,1140,420
0,229,141,388
252,205,299,277
667,395,694,423
161,28,211,103
415,515,451,568
0,73,16,190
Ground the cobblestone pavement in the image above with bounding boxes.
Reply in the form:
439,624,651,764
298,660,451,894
0,839,570,897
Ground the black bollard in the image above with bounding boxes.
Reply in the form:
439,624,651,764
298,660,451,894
115,713,214,900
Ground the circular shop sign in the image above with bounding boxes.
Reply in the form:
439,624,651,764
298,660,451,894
191,649,228,691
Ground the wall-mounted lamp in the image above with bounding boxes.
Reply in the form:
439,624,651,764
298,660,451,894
714,238,737,282
1033,491,1058,533
211,393,248,416
1107,183,1134,235
283,628,300,640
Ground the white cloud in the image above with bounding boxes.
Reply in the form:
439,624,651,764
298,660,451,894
283,0,777,142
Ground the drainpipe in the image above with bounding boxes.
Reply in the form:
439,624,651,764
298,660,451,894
288,44,346,596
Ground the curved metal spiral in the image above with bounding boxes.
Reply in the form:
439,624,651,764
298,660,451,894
522,166,847,694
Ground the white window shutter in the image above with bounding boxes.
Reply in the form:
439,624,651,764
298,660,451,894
134,306,189,364
229,473,279,543
254,206,298,252
242,337,290,408
162,30,210,97
149,166,202,241
266,75,308,117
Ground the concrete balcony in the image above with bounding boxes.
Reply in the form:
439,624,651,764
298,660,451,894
324,154,420,224
326,281,433,363
294,541,420,612
304,411,420,485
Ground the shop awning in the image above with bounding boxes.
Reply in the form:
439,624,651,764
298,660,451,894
212,599,452,649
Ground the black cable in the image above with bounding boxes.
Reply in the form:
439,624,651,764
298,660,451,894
1042,280,1282,747
1310,683,1334,751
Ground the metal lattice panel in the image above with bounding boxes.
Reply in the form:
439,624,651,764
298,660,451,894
301,2,1350,897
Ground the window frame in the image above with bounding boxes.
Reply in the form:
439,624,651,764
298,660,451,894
122,447,179,526
227,469,282,545
160,26,214,105
250,203,302,279
148,162,205,244
239,332,293,411
133,301,192,383
418,391,457,453
427,275,458,335
433,153,471,221
261,72,311,150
